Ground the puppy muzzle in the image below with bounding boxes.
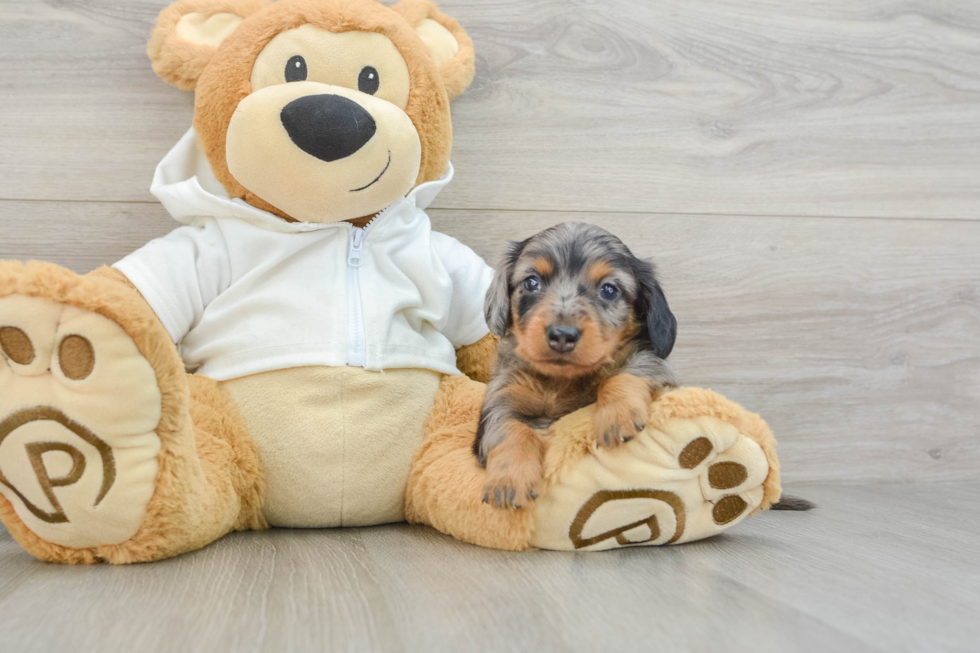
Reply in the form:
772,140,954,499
546,325,581,354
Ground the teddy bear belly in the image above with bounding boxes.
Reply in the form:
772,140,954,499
220,366,442,528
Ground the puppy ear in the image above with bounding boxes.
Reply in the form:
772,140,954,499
147,0,270,91
484,240,525,337
634,258,677,359
392,0,476,99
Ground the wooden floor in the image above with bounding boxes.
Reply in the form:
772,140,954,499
1,0,978,651
1,483,978,652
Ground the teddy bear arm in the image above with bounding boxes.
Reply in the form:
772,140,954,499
454,333,498,384
86,264,137,287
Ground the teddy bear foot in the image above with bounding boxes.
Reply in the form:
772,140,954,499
0,293,163,552
531,387,777,551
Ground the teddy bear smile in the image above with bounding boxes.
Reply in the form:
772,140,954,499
350,150,391,192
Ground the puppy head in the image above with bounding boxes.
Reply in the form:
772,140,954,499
147,0,475,224
485,223,676,378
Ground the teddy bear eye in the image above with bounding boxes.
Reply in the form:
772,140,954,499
285,55,307,83
358,66,380,95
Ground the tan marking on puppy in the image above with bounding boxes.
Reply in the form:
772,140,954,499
587,309,637,367
588,260,614,284
503,375,549,417
515,304,611,379
532,257,552,276
535,309,634,380
594,373,651,449
563,313,605,369
512,300,552,363
483,420,543,509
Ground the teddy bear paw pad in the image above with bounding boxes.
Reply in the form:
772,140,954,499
532,415,768,551
0,295,162,548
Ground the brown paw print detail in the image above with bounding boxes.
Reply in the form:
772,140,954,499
712,495,748,525
0,327,113,524
0,295,164,548
708,461,748,489
58,334,95,380
0,407,116,525
569,489,686,549
678,436,713,469
0,326,35,365
705,460,750,523
678,439,751,525
1,326,94,380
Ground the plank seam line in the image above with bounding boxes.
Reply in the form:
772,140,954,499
1,198,978,224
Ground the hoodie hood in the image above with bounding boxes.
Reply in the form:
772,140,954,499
151,128,454,234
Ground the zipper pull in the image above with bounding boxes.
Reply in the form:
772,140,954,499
348,228,364,267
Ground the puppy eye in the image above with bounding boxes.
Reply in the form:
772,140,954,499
524,277,541,293
358,66,380,95
285,55,307,82
599,283,619,300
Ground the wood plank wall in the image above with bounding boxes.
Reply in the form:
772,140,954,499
1,0,978,484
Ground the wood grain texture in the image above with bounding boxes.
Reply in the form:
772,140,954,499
1,0,979,218
1,2,978,650
1,482,978,652
0,200,175,270
3,200,977,484
443,210,980,485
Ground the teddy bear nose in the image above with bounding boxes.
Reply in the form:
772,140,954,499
280,94,377,162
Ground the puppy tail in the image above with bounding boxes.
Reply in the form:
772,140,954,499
770,494,816,511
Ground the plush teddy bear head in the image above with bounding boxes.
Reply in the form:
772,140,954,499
148,0,474,224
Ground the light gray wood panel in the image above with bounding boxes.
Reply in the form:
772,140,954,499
435,209,980,485
0,200,174,273
0,200,175,271
1,482,978,652
1,0,979,219
2,200,978,484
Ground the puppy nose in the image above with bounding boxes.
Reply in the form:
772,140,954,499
546,325,581,353
280,94,376,162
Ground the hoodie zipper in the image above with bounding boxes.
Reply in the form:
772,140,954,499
345,203,399,367
346,226,367,366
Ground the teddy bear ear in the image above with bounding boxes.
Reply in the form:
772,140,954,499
147,0,270,91
391,0,476,99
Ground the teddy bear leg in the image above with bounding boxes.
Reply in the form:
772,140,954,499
405,375,536,551
0,262,265,563
531,387,781,551
407,379,780,553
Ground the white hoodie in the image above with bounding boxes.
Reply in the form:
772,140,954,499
115,128,493,382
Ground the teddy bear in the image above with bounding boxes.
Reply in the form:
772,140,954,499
0,0,781,564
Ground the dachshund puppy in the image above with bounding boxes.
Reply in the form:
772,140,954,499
475,222,678,509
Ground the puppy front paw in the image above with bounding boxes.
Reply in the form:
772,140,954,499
595,374,651,449
482,472,539,510
594,402,648,449
481,420,543,509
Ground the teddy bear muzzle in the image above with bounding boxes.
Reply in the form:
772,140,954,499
224,80,421,223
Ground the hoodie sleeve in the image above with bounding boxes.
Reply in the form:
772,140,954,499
430,231,494,348
113,217,232,343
